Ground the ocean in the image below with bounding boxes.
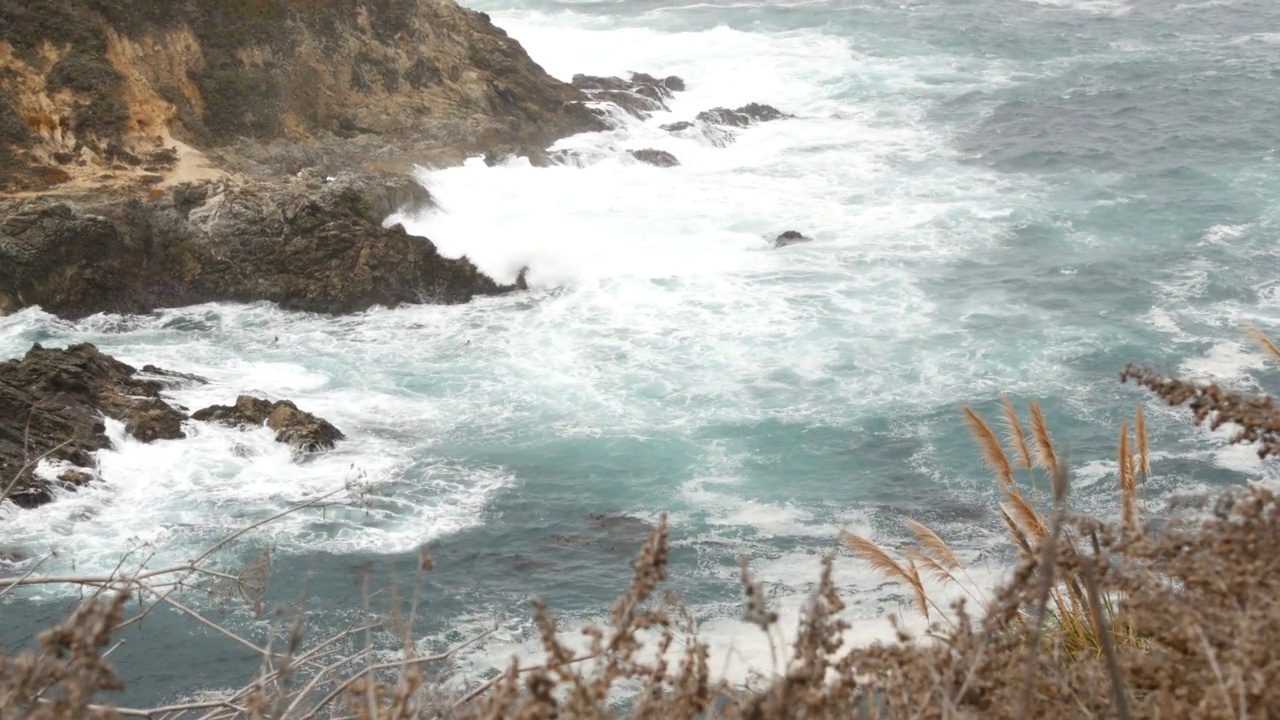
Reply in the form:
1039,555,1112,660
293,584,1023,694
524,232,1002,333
4,0,1280,706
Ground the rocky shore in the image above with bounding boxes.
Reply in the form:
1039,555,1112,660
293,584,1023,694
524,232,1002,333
0,0,796,505
0,343,340,508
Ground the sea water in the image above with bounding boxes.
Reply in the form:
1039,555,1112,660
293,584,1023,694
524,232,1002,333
4,0,1280,705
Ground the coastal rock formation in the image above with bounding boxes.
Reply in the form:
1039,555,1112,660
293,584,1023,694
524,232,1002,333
697,103,790,127
0,171,512,318
0,344,346,509
193,396,345,453
662,102,791,147
0,343,195,508
572,72,686,119
0,1,697,319
0,0,607,191
629,149,680,167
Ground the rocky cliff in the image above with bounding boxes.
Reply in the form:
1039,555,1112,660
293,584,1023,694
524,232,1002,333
0,0,605,192
0,0,618,317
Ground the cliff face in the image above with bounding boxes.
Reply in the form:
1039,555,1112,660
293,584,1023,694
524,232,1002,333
0,0,604,192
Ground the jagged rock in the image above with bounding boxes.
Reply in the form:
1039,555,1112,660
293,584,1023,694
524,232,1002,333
696,103,790,127
0,172,516,318
774,230,813,248
0,343,189,507
572,72,687,119
193,395,345,452
57,469,95,487
139,365,210,389
661,103,788,148
629,149,680,167
0,0,606,190
125,399,186,443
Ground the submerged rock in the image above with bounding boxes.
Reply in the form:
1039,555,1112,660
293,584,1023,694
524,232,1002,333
696,103,790,127
0,343,190,507
661,103,790,148
193,395,345,453
774,230,814,248
572,72,687,119
629,149,681,167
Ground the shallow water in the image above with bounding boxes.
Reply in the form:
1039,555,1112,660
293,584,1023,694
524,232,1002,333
4,0,1280,705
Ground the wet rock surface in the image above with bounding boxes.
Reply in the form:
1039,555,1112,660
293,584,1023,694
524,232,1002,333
629,149,681,167
1,344,345,509
0,172,513,318
193,395,345,453
572,72,687,119
0,343,189,507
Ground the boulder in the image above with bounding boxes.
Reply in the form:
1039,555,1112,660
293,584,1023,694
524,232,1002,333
774,230,814,248
0,343,190,507
629,149,681,167
193,395,345,453
125,400,186,443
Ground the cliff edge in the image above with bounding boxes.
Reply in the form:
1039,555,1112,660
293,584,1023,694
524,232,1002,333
0,0,604,193
0,0,619,318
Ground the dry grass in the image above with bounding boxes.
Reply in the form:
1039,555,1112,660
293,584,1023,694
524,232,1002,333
6,327,1280,718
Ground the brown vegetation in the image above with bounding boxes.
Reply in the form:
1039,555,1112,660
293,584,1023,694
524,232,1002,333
4,327,1280,718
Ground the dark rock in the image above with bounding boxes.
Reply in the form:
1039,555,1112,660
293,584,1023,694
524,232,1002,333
696,103,790,128
124,399,186,443
629,149,680,167
0,343,189,507
774,230,813,248
587,513,655,539
660,121,694,133
0,172,516,318
139,365,210,388
57,469,95,487
572,72,686,120
194,395,345,452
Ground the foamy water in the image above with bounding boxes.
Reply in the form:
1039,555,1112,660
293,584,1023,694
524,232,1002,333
5,0,1280,703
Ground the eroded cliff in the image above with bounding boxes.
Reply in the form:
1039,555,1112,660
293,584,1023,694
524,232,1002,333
0,0,604,192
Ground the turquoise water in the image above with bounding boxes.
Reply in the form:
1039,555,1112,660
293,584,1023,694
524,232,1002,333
4,0,1280,705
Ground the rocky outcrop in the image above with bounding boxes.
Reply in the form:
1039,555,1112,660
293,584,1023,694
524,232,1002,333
0,3,713,319
0,344,346,509
774,230,813,248
696,103,789,127
193,396,344,453
629,149,680,167
0,343,197,507
0,171,514,318
0,0,608,191
662,102,791,147
572,73,686,119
